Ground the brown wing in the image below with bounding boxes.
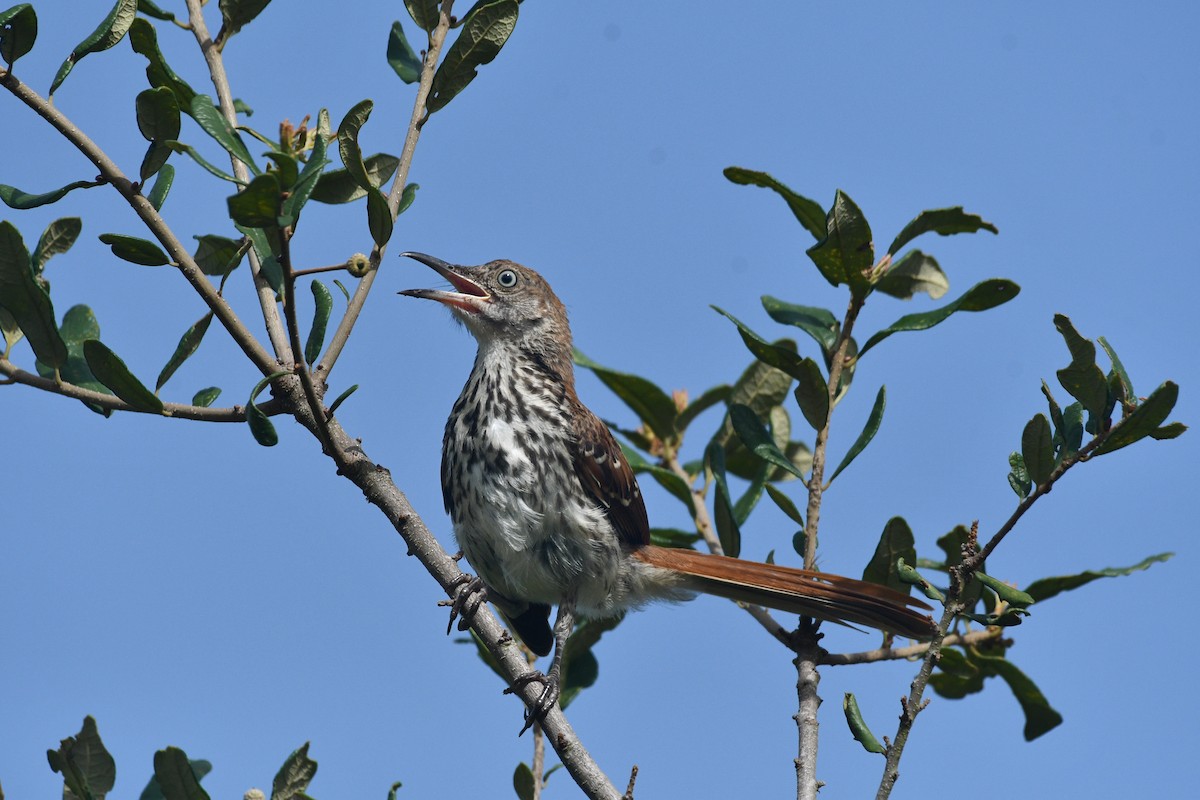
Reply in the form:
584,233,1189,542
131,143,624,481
570,402,651,549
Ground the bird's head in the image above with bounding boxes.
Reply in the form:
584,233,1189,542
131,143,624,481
399,252,573,357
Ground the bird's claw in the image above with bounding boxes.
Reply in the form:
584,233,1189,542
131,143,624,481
439,573,487,635
506,669,560,736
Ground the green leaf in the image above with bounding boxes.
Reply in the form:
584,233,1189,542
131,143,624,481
32,217,82,273
1024,552,1173,603
139,760,212,800
0,3,37,66
1094,381,1179,455
388,20,421,83
874,249,948,300
191,386,221,407
1052,314,1110,430
427,0,519,113
282,131,329,222
129,19,197,113
1097,336,1135,409
190,93,260,174
513,763,535,800
156,311,213,391
574,349,678,442
729,402,805,480
235,224,283,296
271,742,317,800
706,441,740,557
721,167,826,240
713,306,809,380
218,0,273,41
246,372,286,446
560,614,622,709
405,0,439,31
49,0,138,96
1021,413,1054,486
164,141,242,184
842,693,885,755
791,359,829,431
760,296,839,356
971,651,1063,741
675,383,731,433
1007,451,1031,499
0,221,67,367
828,385,885,484
46,716,115,800
305,280,332,365
648,527,701,548
975,571,1034,609
1150,421,1187,440
886,206,998,257
192,234,245,276
398,182,419,215
0,179,101,210
310,154,399,203
146,164,174,211
327,383,358,415
366,187,394,246
0,305,22,353
151,747,211,800
717,350,797,480
136,0,176,22
83,339,164,412
227,174,281,228
1062,401,1084,454
806,190,873,297
35,305,111,414
98,233,170,266
862,516,915,595
764,483,804,526
897,558,945,602
336,99,376,191
136,86,181,181
858,279,1020,357
265,152,299,193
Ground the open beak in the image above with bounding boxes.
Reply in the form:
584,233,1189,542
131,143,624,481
398,252,490,314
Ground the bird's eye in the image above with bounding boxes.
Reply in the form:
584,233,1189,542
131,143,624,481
497,269,518,288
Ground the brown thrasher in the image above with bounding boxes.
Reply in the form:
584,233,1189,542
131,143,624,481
400,252,935,725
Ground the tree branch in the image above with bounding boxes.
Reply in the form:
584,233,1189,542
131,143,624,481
821,628,1002,666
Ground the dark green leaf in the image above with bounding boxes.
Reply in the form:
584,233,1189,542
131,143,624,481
1021,413,1054,486
129,19,197,112
336,99,375,190
717,351,797,480
1094,381,1179,455
386,782,403,800
721,167,826,240
1062,402,1084,454
1052,314,1109,426
136,87,181,180
156,311,212,391
192,386,221,407
861,516,915,595
975,571,1034,609
218,0,272,41
282,131,329,221
1025,552,1173,603
575,349,678,442
136,0,176,22
310,154,399,203
828,385,885,484
146,164,174,210
0,305,22,352
874,249,948,300
366,187,394,246
713,306,808,380
271,742,316,800
246,372,286,446
32,217,82,273
886,206,998,256
0,179,101,210
139,760,211,800
842,693,885,755
427,0,519,113
83,339,164,412
405,0,439,32
265,152,299,191
35,305,110,413
859,279,1020,357
388,20,421,83
761,296,838,355
675,383,731,433
305,280,332,365
970,651,1063,741
1097,336,1135,409
0,221,67,367
513,763,535,800
648,528,700,548
706,441,740,557
806,190,873,297
791,358,829,431
1007,451,1031,499
192,234,245,276
152,747,211,800
227,174,281,228
764,483,804,526
729,402,805,480
560,614,622,709
48,0,138,96
190,93,260,174
47,716,115,800
792,530,808,559
98,233,170,266
398,182,419,215
235,224,283,296
327,383,358,414
897,558,945,602
164,141,241,184
733,461,769,525
0,3,37,66
1150,421,1187,440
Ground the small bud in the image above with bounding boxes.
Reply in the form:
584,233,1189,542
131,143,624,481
347,253,371,277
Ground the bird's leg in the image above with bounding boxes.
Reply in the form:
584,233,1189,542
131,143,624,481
438,571,488,634
509,593,576,736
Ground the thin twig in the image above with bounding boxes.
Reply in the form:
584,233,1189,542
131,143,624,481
821,628,1002,666
318,1,456,378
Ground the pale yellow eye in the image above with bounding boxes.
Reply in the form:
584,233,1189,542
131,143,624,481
497,269,518,288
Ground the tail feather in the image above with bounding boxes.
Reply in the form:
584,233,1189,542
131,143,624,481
634,545,936,641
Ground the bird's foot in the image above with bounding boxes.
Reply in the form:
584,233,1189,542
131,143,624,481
439,573,486,634
506,668,560,736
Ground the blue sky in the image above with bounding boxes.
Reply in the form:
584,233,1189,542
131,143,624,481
2,1,1196,798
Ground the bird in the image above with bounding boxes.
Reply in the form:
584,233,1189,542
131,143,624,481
399,252,935,726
